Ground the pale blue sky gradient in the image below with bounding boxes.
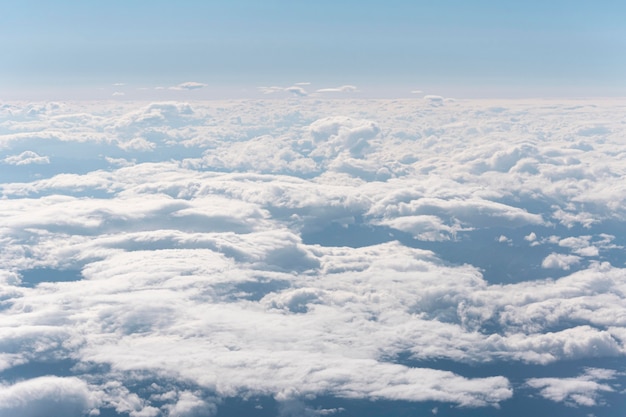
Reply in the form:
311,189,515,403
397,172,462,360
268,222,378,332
2,0,625,98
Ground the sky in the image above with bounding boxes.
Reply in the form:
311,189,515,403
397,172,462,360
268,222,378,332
2,0,626,98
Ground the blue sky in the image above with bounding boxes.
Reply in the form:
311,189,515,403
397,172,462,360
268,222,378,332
2,0,625,98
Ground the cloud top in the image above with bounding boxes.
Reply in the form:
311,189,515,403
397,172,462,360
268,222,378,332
0,98,625,415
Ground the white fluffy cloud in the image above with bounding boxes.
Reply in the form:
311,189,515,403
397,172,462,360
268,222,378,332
526,368,618,407
0,377,98,417
1,98,626,415
541,253,581,270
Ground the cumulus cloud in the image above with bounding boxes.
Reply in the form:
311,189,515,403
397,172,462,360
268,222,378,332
1,98,626,415
0,377,98,417
541,253,581,270
163,391,217,417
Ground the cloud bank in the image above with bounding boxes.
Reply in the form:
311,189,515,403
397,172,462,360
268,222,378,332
0,97,625,415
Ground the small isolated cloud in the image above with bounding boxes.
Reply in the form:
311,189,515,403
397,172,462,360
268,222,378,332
105,156,136,167
525,232,537,242
112,92,125,97
118,137,156,152
411,90,423,95
258,86,284,94
526,368,617,407
113,83,126,86
169,82,208,91
316,85,358,93
3,151,49,165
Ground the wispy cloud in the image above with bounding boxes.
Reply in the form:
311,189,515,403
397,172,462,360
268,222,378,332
316,85,358,93
169,81,208,90
3,150,49,165
258,85,309,96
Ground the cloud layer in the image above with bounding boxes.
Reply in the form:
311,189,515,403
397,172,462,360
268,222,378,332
1,97,625,415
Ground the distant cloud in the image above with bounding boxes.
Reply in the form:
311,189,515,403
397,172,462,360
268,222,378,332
316,85,358,93
258,85,309,96
285,86,308,97
423,95,444,104
169,81,208,90
3,151,49,165
112,92,125,96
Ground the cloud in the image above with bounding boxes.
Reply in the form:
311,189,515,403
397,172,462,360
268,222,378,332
309,116,380,159
526,368,617,407
3,150,49,165
1,98,626,415
541,253,581,270
316,85,358,93
0,377,98,417
423,95,444,104
258,85,309,96
285,86,308,96
163,391,217,417
169,82,208,91
112,92,125,97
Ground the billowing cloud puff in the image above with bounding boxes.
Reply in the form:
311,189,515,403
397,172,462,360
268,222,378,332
0,377,98,417
541,253,581,270
309,116,380,159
